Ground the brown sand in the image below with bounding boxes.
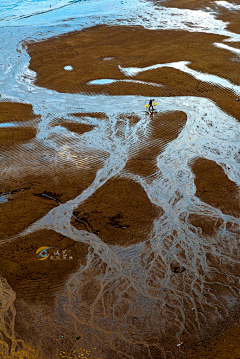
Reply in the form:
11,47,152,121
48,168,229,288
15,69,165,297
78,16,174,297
0,106,109,239
0,102,40,147
0,101,40,123
192,157,240,218
155,0,218,10
156,0,240,34
51,112,101,134
0,230,88,357
217,9,240,35
188,214,224,236
189,156,240,236
0,126,37,147
185,310,240,358
69,112,108,120
0,150,108,238
0,229,88,303
1,154,106,202
52,121,94,135
124,111,187,177
156,0,236,11
71,177,160,246
0,190,58,239
1,15,240,359
27,25,240,120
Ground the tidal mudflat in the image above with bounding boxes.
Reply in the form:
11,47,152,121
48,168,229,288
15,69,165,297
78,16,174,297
1,0,240,358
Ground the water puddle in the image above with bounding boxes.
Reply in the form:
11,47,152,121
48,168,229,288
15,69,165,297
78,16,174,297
64,65,73,71
88,78,164,86
88,78,117,85
0,122,16,128
0,195,8,203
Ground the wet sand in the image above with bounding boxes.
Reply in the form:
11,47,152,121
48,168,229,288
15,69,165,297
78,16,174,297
157,0,240,34
0,102,40,123
124,111,187,177
192,157,240,218
72,177,160,246
52,122,94,135
0,230,88,303
0,230,89,359
1,3,240,359
27,25,240,120
0,102,39,146
0,104,110,239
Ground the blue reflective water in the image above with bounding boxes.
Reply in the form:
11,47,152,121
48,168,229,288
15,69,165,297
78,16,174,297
0,195,8,203
0,122,16,128
64,65,73,71
88,79,117,85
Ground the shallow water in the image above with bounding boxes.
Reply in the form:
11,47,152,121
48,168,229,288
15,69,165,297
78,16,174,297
1,0,240,358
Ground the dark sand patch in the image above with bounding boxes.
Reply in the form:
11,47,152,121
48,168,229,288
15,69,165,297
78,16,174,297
27,26,235,86
52,121,94,135
1,139,109,238
51,111,109,134
0,229,88,358
188,214,224,236
1,134,109,203
0,189,58,239
124,111,187,177
70,112,108,120
71,177,160,246
0,126,37,147
148,111,187,141
0,229,88,303
124,144,161,178
192,158,240,217
0,102,40,147
0,160,107,238
27,26,240,120
0,101,40,123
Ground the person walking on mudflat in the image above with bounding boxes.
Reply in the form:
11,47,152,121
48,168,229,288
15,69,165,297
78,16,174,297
148,98,154,113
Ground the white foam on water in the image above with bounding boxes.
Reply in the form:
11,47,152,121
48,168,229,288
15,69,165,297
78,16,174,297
0,0,239,40
215,1,240,10
214,42,240,55
119,61,240,95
